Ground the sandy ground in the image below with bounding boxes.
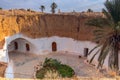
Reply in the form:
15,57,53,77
8,51,103,79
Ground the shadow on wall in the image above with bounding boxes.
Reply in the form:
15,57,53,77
7,38,35,54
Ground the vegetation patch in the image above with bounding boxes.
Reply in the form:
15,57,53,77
36,58,75,79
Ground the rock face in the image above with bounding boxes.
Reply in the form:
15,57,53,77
0,10,104,48
0,62,7,77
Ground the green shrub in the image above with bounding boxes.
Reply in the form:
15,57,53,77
43,58,61,68
57,64,75,78
36,58,75,79
36,68,46,79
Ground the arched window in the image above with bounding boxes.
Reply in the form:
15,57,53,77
52,42,57,51
14,42,18,50
26,43,30,51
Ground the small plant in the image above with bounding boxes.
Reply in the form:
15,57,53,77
57,64,75,78
36,58,75,79
43,58,61,68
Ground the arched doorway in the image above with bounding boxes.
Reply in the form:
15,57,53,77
8,38,34,53
52,42,57,51
26,43,30,51
8,38,35,63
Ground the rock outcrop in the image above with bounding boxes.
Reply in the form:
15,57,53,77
0,10,104,48
0,62,7,77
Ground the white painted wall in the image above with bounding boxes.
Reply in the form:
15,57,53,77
5,60,14,78
0,37,9,62
0,49,8,62
8,38,35,54
2,33,116,72
5,34,94,55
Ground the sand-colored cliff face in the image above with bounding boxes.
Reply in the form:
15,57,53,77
0,11,104,48
0,62,7,77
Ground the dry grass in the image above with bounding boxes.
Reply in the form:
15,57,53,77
44,70,61,79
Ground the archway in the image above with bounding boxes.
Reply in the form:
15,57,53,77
52,42,57,51
8,38,34,53
6,37,36,78
7,38,35,56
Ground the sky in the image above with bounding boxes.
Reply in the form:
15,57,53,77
0,0,106,12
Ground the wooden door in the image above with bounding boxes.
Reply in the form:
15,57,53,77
52,42,57,51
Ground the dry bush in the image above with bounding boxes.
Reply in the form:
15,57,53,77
44,69,61,79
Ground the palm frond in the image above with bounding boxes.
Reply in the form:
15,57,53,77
93,29,106,37
86,0,120,71
86,17,112,28
89,49,101,63
88,44,101,55
97,40,111,68
102,9,114,27
93,29,111,43
102,8,112,21
105,0,120,24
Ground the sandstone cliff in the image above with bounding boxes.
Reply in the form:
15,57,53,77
0,10,104,48
0,62,7,77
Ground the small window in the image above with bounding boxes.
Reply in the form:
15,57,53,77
14,42,18,50
26,43,30,51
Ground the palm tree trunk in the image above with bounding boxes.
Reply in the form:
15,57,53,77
114,30,119,71
115,48,119,71
109,29,119,72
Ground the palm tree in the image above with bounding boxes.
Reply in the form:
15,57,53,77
40,5,45,13
0,7,2,10
87,8,93,12
51,2,57,14
87,0,120,72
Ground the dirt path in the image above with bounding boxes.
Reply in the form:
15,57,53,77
9,52,103,79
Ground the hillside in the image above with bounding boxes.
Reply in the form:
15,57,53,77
0,9,104,48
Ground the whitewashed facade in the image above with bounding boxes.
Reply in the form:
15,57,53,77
1,33,119,78
2,34,110,67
